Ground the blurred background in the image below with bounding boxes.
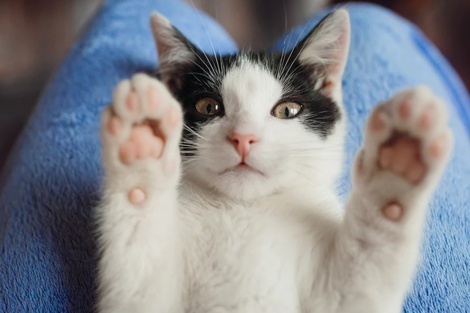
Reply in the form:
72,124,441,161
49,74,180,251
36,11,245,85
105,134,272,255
0,0,469,170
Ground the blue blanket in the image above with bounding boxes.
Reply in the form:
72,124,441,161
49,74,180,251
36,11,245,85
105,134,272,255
1,1,469,312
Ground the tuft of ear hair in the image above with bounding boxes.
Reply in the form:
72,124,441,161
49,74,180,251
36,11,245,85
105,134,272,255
293,9,350,95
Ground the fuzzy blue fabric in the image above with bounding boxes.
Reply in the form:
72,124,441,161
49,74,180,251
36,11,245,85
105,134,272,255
1,1,469,312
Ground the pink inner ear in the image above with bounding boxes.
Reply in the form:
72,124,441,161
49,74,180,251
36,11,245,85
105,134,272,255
322,79,335,94
150,12,174,58
298,10,350,97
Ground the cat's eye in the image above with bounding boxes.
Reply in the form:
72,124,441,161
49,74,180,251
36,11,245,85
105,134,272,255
272,102,302,119
195,97,224,116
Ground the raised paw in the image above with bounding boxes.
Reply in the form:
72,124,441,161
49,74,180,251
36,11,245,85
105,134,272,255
101,74,183,201
356,86,453,221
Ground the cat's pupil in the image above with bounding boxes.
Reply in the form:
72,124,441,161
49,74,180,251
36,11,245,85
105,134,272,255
285,107,290,117
206,103,212,114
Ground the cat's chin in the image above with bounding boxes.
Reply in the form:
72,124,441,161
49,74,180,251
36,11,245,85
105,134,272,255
185,163,277,202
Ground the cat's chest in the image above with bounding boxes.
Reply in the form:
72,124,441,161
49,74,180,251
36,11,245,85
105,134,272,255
180,202,307,312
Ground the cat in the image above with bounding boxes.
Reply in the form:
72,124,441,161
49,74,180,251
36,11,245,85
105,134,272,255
96,9,452,313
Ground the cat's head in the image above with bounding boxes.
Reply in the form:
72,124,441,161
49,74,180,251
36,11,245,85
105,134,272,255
151,10,350,201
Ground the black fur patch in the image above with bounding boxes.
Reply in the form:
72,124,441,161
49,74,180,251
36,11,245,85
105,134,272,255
171,54,238,146
164,50,340,141
158,19,342,144
275,60,341,138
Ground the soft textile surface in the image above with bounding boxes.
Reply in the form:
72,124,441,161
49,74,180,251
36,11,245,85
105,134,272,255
0,1,469,312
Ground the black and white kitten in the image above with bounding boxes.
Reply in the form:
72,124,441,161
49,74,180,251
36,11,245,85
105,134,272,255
97,10,452,313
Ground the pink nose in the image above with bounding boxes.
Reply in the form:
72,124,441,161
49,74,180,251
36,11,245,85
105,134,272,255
228,133,258,159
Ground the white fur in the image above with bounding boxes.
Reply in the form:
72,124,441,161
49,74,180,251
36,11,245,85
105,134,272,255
96,10,452,313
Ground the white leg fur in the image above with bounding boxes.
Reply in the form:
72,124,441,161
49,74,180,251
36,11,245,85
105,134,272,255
97,74,184,313
332,86,452,312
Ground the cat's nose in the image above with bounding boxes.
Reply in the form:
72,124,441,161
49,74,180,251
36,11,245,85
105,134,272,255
228,133,258,159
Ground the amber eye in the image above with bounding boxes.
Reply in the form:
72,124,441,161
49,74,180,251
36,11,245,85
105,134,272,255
195,97,223,116
272,102,302,119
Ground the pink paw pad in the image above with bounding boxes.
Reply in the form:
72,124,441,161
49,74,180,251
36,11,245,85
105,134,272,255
130,125,163,157
430,134,446,158
128,187,146,204
108,116,122,136
118,124,164,164
119,141,137,164
398,99,412,119
418,107,435,130
405,163,426,184
369,111,386,132
379,136,426,183
382,203,403,221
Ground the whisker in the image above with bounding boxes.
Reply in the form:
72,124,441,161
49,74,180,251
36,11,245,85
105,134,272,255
187,1,222,87
183,124,208,141
278,17,313,82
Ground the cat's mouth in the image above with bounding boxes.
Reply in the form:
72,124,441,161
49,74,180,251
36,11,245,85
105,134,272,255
220,162,265,177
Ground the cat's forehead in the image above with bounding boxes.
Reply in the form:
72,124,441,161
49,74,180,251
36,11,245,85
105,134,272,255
220,58,283,114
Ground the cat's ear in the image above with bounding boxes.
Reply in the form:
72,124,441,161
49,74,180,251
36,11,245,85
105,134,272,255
150,12,200,92
293,9,350,97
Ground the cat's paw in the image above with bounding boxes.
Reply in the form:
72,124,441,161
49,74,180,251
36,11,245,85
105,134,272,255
101,74,182,204
355,86,453,221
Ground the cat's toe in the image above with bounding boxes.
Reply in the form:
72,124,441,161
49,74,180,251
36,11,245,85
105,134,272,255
389,85,448,139
111,79,142,121
422,129,453,174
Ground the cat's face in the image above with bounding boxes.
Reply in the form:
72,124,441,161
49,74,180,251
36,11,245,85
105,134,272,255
151,11,350,201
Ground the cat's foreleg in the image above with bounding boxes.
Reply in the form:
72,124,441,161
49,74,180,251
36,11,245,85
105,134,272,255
333,86,452,312
97,74,184,313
